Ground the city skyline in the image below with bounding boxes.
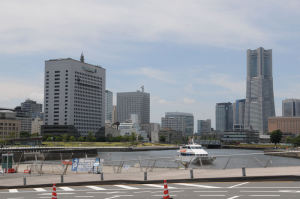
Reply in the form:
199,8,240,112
1,1,300,128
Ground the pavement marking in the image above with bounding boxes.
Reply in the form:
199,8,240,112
175,183,219,188
38,192,75,195
152,195,177,197
249,195,280,197
75,196,94,198
104,195,133,199
59,187,75,191
143,184,176,189
34,188,47,192
86,186,106,190
228,182,249,188
227,196,240,199
194,191,227,193
199,195,226,197
9,189,19,193
114,185,139,190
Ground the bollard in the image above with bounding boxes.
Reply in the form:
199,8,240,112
242,167,246,177
23,176,26,186
144,172,147,181
61,174,64,183
190,169,194,179
101,173,104,181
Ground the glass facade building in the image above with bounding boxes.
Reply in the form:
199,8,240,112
244,47,275,134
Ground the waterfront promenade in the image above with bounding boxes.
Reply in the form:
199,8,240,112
1,165,300,187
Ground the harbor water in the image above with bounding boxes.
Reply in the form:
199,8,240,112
98,149,300,169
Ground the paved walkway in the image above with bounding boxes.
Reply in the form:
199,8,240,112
1,166,300,187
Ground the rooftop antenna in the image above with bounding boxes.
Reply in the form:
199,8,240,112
141,85,144,92
80,52,85,63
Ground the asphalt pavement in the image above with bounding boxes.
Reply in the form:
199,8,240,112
1,181,300,199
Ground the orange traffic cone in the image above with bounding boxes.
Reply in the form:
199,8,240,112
52,184,57,199
162,179,172,199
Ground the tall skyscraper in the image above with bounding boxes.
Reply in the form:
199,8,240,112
216,102,233,132
161,112,194,136
43,57,106,136
117,88,150,124
244,47,275,134
282,99,300,117
197,119,211,134
233,99,246,128
105,90,113,123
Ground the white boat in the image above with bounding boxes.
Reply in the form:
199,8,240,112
177,143,216,166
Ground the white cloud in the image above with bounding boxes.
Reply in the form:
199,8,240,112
183,97,196,104
128,67,175,84
195,73,245,97
0,79,43,107
1,0,296,54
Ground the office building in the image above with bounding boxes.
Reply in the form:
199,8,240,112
31,117,43,135
233,99,246,128
117,87,150,124
14,106,32,133
197,119,211,134
112,105,117,124
282,99,300,117
268,117,300,134
244,47,275,134
216,103,233,132
21,99,43,118
0,109,21,139
43,57,106,137
161,112,194,136
105,90,113,123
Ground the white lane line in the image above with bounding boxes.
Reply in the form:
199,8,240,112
114,185,139,190
104,195,133,199
38,193,75,195
9,189,19,193
228,182,249,188
143,184,176,189
59,187,75,191
75,196,94,198
227,196,240,199
249,195,280,197
152,195,177,197
86,186,106,190
175,183,219,188
199,195,225,197
34,188,47,192
194,191,227,193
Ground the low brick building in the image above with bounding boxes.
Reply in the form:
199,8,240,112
268,117,300,134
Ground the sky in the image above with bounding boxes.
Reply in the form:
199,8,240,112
0,0,300,129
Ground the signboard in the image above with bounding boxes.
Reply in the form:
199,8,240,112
72,158,102,172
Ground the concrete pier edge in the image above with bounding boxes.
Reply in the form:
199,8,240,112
1,175,300,189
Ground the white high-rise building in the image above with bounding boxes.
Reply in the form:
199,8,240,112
43,57,106,136
105,90,113,123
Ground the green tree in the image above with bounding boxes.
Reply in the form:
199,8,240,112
62,134,70,142
78,136,85,142
159,135,166,143
86,132,96,142
270,129,283,147
46,137,53,141
31,133,39,138
54,136,63,141
69,136,76,142
20,131,30,138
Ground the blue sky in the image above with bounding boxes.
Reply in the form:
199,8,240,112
0,0,300,128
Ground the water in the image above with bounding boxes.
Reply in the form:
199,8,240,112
98,149,300,169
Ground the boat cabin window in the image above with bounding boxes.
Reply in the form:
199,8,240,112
191,146,202,149
182,146,187,149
